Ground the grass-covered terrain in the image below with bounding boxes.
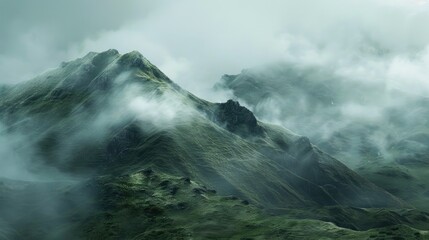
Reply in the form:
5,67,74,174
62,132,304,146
1,50,429,239
1,170,427,240
356,162,429,212
219,64,429,215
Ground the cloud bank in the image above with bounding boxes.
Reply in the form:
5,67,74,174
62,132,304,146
1,0,429,102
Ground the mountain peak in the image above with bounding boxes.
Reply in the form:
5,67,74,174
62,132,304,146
78,49,120,64
116,50,170,82
65,49,159,77
43,49,172,98
0,50,406,213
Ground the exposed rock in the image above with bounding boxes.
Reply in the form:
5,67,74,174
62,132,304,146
142,168,154,176
182,177,191,184
215,99,264,137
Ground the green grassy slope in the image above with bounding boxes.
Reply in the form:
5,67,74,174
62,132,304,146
1,171,427,240
0,50,428,239
219,64,429,214
0,50,404,209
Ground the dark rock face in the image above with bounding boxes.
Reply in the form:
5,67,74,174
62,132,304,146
215,100,264,137
0,50,407,215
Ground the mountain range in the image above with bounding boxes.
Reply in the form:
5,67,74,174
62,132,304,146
0,50,428,239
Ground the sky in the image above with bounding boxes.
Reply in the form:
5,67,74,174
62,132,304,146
1,0,429,101
2,1,429,235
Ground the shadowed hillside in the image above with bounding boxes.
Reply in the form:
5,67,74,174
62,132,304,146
0,50,428,239
218,64,429,211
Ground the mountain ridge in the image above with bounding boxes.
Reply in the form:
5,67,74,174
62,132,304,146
1,49,428,239
0,49,405,209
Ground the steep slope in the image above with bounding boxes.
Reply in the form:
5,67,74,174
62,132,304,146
218,64,429,210
218,65,429,166
0,49,403,209
1,50,428,239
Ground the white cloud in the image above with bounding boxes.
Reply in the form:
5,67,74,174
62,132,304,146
2,0,429,102
70,0,429,101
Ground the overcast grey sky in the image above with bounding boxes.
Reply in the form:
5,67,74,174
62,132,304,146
0,0,161,83
1,0,429,100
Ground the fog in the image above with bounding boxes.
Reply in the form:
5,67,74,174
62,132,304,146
0,0,427,101
0,122,73,181
1,0,429,173
3,81,187,176
2,1,429,237
0,55,199,238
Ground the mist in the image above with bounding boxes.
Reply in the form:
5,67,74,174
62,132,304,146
0,0,427,102
2,3,429,239
0,50,203,238
1,0,429,184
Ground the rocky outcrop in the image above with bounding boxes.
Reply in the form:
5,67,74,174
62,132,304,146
0,50,406,211
214,99,264,137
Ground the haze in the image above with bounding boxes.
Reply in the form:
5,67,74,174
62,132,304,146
1,0,429,101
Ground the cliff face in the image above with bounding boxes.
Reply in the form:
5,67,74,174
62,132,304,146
214,99,264,137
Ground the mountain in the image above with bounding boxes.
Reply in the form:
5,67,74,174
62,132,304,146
218,63,429,211
0,50,428,239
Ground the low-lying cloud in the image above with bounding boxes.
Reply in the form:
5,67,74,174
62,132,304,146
2,0,429,168
2,0,429,101
0,123,68,181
